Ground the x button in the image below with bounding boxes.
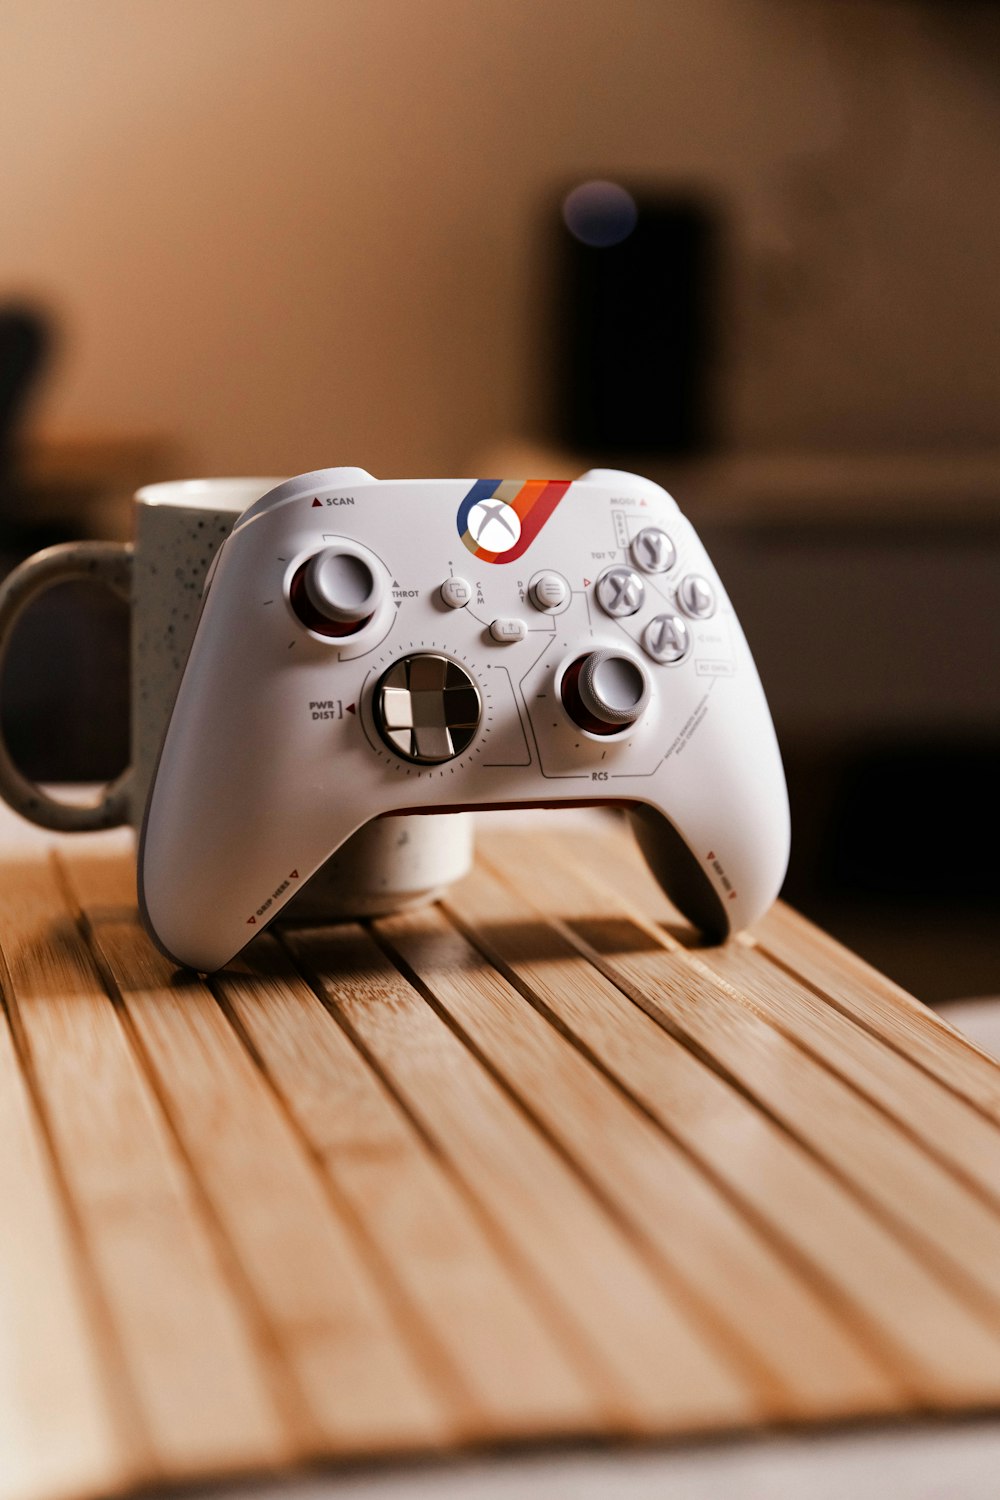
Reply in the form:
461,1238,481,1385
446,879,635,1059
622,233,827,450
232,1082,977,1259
595,566,645,618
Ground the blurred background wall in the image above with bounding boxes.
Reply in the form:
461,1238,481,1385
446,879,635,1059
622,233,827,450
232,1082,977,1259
2,0,999,476
1,0,997,1005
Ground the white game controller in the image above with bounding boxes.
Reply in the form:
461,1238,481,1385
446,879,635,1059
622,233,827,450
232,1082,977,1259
139,466,790,970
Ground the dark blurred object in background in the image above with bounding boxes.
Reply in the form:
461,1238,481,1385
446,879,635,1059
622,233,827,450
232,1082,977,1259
0,578,130,783
0,303,52,540
0,301,130,783
553,184,718,456
823,740,999,904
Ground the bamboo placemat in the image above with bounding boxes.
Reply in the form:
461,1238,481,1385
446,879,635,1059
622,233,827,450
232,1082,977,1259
3,816,1000,1500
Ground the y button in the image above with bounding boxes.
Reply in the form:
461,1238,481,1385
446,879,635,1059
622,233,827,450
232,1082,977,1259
630,527,676,574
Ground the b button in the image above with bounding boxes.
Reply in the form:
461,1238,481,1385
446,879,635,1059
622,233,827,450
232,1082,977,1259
677,574,716,619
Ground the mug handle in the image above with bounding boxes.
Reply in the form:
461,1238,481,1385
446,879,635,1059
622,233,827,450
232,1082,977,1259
0,541,135,831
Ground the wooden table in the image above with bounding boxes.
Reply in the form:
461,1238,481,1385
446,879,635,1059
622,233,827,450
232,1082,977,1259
3,812,1000,1500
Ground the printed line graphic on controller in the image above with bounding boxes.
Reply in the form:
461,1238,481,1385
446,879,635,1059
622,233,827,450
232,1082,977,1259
139,467,790,970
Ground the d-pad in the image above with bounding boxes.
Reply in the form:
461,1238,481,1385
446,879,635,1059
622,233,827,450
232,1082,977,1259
373,653,482,764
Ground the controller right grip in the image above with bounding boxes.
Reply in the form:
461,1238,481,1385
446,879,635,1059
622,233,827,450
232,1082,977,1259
628,804,731,940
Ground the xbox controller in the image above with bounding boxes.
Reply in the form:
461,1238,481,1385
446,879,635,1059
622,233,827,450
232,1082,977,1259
139,466,790,970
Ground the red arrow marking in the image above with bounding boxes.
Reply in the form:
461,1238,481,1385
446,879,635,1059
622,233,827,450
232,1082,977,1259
346,702,356,714
707,851,715,861
247,915,256,925
311,497,322,508
729,890,738,899
583,578,591,587
289,869,299,880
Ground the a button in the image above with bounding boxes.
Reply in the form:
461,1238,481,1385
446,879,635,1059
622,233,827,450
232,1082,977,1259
561,649,651,735
595,566,645,618
529,572,569,611
440,576,472,609
630,527,676,573
489,617,527,643
643,613,691,664
373,653,481,763
289,546,381,637
677,574,716,619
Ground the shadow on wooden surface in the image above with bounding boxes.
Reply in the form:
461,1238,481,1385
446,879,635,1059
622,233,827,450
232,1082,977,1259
1,825,1000,1500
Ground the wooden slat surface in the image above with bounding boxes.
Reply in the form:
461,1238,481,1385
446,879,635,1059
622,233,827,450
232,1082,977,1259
1,817,999,1500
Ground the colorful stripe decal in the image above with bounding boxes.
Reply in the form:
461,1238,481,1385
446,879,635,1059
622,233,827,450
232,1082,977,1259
457,478,572,563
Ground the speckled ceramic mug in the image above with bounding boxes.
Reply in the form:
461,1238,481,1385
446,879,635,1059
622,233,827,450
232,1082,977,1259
0,478,473,915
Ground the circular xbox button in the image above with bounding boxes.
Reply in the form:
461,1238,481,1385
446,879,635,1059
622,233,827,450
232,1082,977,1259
466,498,521,554
595,566,645,618
630,527,676,574
529,571,570,611
677,573,716,619
643,613,691,664
373,653,481,764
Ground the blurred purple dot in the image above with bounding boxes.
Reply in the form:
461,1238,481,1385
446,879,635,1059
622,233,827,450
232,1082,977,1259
562,181,638,248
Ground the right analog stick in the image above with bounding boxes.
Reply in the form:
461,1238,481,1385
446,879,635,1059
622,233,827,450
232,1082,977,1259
561,649,650,736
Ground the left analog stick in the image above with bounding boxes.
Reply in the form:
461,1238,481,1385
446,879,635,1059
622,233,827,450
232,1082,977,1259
290,548,380,637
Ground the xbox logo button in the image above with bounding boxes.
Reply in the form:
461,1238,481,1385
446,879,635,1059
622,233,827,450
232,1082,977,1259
466,499,522,554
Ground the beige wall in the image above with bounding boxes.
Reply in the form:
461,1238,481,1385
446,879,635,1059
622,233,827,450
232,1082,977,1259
2,0,999,477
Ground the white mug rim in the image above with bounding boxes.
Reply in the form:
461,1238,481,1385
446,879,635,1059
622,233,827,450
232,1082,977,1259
135,477,285,512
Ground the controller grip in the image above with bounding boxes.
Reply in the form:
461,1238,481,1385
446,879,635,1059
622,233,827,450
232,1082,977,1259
626,748,790,941
628,805,731,940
